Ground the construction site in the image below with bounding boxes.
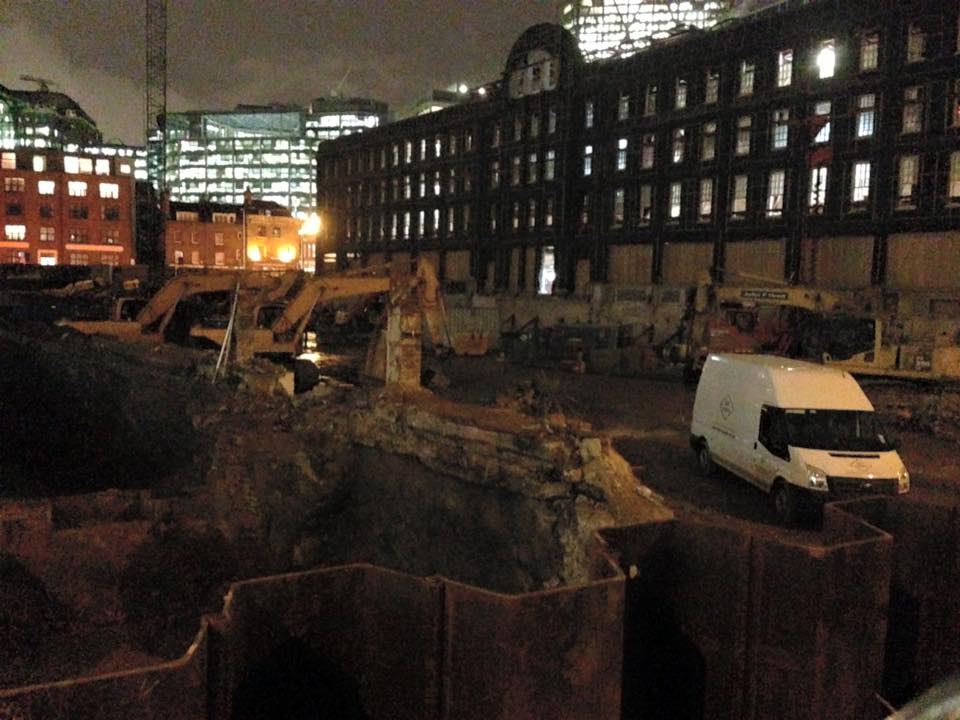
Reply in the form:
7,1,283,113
0,260,959,720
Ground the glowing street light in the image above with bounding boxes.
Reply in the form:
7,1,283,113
298,212,322,237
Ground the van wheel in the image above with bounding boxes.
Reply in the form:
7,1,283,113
772,481,798,525
696,442,716,478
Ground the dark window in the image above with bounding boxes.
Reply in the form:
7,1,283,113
69,205,89,219
40,205,54,218
5,203,23,216
102,206,120,221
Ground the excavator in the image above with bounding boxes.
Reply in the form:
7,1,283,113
59,261,452,387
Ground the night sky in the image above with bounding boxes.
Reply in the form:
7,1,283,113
0,1,557,145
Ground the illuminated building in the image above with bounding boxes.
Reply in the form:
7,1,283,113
561,0,729,60
156,97,388,217
0,147,136,266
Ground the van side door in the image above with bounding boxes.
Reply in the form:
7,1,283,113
753,405,790,490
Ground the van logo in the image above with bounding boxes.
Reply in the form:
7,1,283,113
720,395,734,419
850,460,869,471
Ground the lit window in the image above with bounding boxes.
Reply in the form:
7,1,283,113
584,100,594,129
404,141,412,164
809,166,829,212
403,211,411,239
580,195,590,225
4,177,24,192
948,152,960,201
545,197,554,227
766,169,786,217
777,49,793,87
67,181,87,197
731,175,748,217
583,145,593,176
528,152,539,183
433,171,441,196
4,224,26,240
701,122,716,161
214,232,224,246
215,252,225,266
40,226,55,242
860,32,879,71
419,173,426,198
641,134,656,169
699,178,713,220
739,61,755,96
856,94,877,138
672,128,685,164
616,138,628,171
813,101,832,143
896,155,919,209
902,86,923,134
530,113,540,138
736,116,752,156
212,212,236,224
669,182,682,220
851,161,872,205
418,210,425,237
404,175,412,199
99,182,119,199
512,201,520,231
771,109,790,150
490,160,500,189
675,78,687,109
0,152,14,170
548,108,557,134
817,40,836,79
64,156,80,173
32,155,46,172
612,188,625,227
538,246,556,296
907,23,925,63
95,158,110,175
639,185,653,224
528,199,537,229
36,179,55,195
705,70,719,105
511,155,521,185
119,163,132,175
38,250,57,266
545,150,556,181
644,85,658,116
618,94,630,121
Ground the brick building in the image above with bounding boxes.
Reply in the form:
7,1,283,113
0,148,136,266
317,0,960,296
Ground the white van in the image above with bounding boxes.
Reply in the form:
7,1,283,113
690,353,910,523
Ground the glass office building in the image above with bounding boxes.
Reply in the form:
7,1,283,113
156,97,389,216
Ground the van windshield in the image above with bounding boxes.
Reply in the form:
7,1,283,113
783,409,893,452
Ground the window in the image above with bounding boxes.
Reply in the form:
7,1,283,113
489,204,498,232
40,226,55,242
612,188,625,227
528,152,539,183
530,113,540,138
675,78,688,109
4,177,24,192
103,228,120,245
69,229,89,243
644,85,658,116
771,109,790,150
949,152,960,201
191,250,200,265
907,23,925,63
860,32,880,71
214,232,224,246
403,211,411,239
95,158,110,175
212,212,236,223
4,224,26,240
404,141,412,164
40,205,53,218
514,116,523,141
672,128,685,163
669,182,682,220
948,80,960,129
0,152,14,169
69,205,88,219
38,250,57,266
739,61,755,96
851,161,872,205
490,160,500,189
856,94,877,138
813,101,832,143
705,70,719,105
404,175,412,199
448,168,457,195
902,86,923,134
512,201,521,231
68,181,87,197
545,150,556,181
538,246,556,296
70,253,90,266
777,49,793,87
32,155,45,172
702,122,716,161
618,94,630,121
102,206,120,221
511,155,521,185
418,210,425,238
736,116,752,156
548,107,557,134
731,175,748,217
434,136,442,158
583,145,593,176
491,123,501,148
215,252,225,266
449,132,459,155
767,169,786,217
99,182,119,199
616,138,628,171
545,197,555,227
699,178,714,220
419,138,427,161
641,134,656,169
896,155,920,209
580,194,591,225
817,40,836,79
5,202,22,216
639,185,653,224
585,100,594,129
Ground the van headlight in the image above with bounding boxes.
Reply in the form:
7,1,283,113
806,465,828,490
897,467,910,494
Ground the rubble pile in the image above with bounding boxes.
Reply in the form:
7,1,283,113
865,383,960,444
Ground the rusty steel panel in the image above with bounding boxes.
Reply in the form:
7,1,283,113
442,577,624,720
0,625,209,720
214,565,442,720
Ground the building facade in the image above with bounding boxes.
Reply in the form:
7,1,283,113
163,199,307,272
156,97,389,216
318,0,960,296
0,148,136,266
